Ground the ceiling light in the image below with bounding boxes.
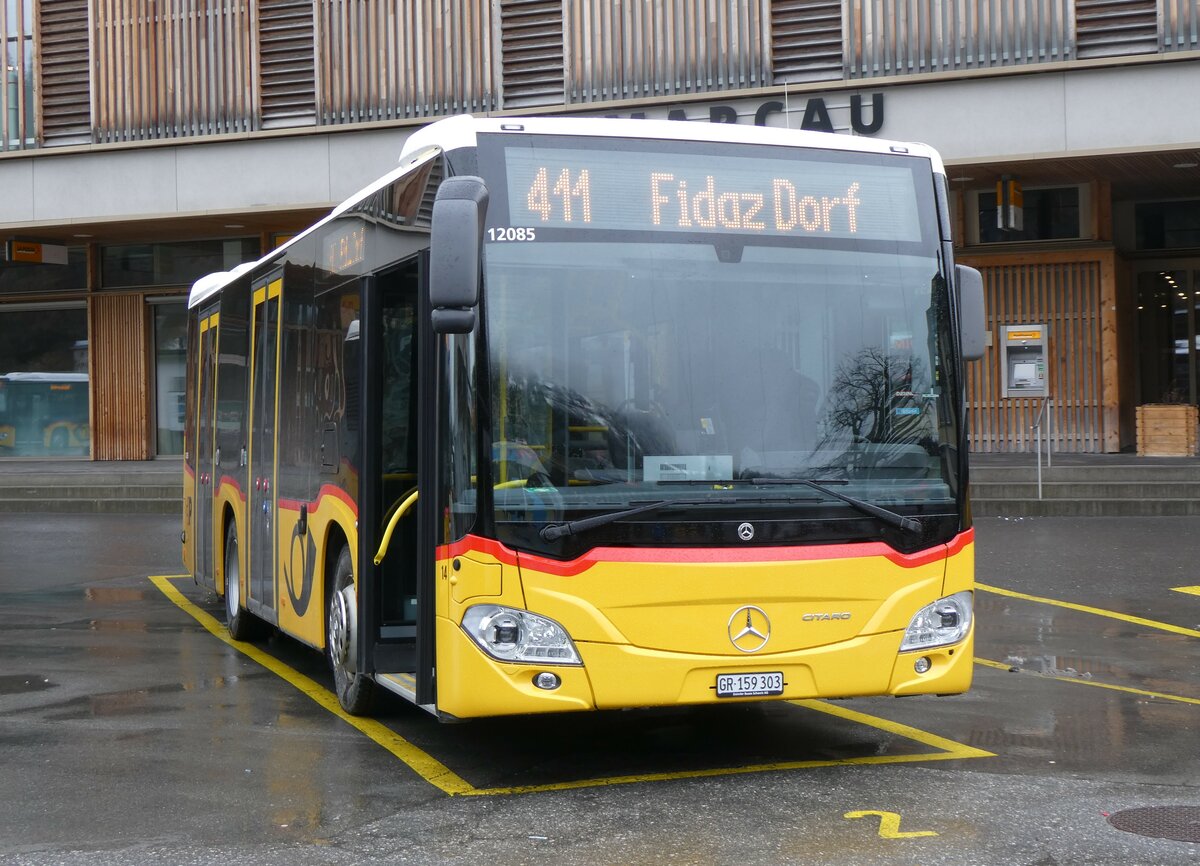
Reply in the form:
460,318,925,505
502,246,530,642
1173,162,1199,169
224,223,245,229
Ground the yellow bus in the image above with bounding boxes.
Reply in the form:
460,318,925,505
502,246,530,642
183,115,985,719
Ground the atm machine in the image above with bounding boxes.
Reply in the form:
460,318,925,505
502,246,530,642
1001,324,1047,398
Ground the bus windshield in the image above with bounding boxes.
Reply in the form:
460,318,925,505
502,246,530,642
476,134,959,553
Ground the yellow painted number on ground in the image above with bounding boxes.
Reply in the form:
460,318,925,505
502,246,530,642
844,810,938,839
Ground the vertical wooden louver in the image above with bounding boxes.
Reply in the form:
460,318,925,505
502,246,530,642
496,0,564,108
0,0,32,150
1161,0,1200,51
92,0,255,142
566,0,767,103
1074,0,1159,58
38,0,92,145
960,251,1118,453
315,0,495,123
770,0,844,83
90,294,149,461
259,0,316,128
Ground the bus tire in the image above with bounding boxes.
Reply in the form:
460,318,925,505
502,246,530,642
223,522,262,641
327,545,377,716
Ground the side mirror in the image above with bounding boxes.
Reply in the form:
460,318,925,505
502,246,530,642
955,264,986,362
429,176,489,334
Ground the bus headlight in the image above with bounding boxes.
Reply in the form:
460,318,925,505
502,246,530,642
899,591,973,652
461,605,582,665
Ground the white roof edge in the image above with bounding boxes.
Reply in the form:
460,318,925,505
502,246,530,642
194,115,945,310
188,146,443,310
398,114,946,174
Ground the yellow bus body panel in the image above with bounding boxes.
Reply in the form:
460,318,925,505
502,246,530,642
182,464,196,573
433,533,974,718
214,479,246,596
276,486,359,649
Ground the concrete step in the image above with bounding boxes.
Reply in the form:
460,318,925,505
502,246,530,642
971,464,1200,483
0,497,182,514
0,484,182,499
972,497,1200,517
971,480,1200,500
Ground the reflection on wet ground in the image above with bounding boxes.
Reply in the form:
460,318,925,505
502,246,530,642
2,513,1200,864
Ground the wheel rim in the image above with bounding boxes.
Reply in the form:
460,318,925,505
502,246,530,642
328,588,351,667
225,535,239,618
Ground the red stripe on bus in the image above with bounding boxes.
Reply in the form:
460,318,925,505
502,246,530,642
277,484,358,517
217,475,246,501
439,530,974,577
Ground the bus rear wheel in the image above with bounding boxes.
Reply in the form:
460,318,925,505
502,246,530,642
327,546,377,716
223,523,263,641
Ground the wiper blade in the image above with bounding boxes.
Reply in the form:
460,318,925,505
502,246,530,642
750,476,921,534
540,497,734,542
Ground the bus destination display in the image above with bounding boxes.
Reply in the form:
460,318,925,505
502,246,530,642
501,144,923,243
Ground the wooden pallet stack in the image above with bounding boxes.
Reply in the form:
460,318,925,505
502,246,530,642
1136,404,1199,457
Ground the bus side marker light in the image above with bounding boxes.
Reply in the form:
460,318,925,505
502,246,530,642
461,604,583,665
899,591,973,652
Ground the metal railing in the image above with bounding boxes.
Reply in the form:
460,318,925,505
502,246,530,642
1032,397,1054,499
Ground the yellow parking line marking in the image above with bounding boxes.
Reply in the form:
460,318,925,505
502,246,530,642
975,657,1200,707
1172,585,1200,597
153,574,992,797
150,575,475,796
470,700,993,796
976,582,1200,639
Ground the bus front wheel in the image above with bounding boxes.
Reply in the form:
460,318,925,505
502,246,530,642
223,523,263,641
327,546,377,716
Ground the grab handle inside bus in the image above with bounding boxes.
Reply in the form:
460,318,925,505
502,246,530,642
430,175,489,334
374,489,419,566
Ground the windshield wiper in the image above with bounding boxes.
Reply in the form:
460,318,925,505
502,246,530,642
750,477,922,535
539,497,735,542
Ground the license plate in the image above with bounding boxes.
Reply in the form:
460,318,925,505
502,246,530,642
714,671,785,698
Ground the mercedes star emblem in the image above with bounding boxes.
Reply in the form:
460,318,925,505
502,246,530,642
728,605,771,653
737,522,755,541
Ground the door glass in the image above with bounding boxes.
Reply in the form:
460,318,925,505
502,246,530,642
379,267,419,627
250,289,280,610
1137,270,1194,404
154,304,188,455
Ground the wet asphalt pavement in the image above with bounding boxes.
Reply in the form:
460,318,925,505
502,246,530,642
1,512,1198,865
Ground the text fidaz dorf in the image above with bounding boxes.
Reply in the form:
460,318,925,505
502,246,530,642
523,166,862,234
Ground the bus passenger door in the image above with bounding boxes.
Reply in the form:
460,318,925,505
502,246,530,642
195,307,219,588
359,256,430,699
248,276,282,621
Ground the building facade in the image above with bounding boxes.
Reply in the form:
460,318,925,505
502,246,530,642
1,0,1198,459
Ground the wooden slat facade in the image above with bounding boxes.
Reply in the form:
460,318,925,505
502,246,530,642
959,248,1121,453
1,1,1195,152
89,292,149,460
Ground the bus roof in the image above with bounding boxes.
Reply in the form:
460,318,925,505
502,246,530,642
187,145,441,310
190,114,945,310
399,114,945,172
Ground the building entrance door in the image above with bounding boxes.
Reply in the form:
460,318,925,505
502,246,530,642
1136,264,1200,406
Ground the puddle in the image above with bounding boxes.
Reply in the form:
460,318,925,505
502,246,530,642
0,674,56,695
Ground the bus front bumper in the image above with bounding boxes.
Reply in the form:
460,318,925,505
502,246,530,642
432,616,974,719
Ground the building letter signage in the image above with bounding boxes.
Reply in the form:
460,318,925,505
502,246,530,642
608,94,885,136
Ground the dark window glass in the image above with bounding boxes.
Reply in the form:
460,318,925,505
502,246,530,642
0,305,90,457
1136,201,1200,250
101,238,260,289
153,303,188,455
978,187,1080,243
0,246,88,295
